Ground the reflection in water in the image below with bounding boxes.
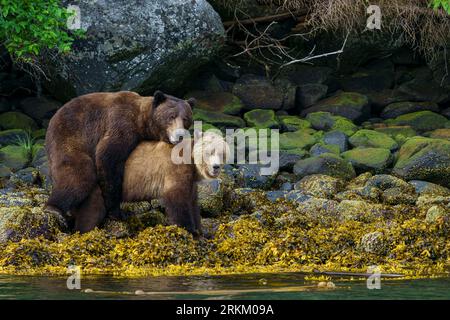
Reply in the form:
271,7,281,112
0,273,449,300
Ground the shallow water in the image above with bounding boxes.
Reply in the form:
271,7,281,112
0,273,449,300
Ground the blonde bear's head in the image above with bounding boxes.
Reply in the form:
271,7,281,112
192,130,230,180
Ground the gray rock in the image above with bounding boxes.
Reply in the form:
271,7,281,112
294,174,345,199
285,190,312,203
233,74,283,110
323,131,348,152
279,150,307,172
43,0,224,100
309,143,340,157
359,231,386,254
276,65,332,86
197,179,224,217
265,190,287,202
296,83,328,109
0,129,28,147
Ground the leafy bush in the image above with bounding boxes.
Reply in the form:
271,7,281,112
0,0,83,62
432,0,450,13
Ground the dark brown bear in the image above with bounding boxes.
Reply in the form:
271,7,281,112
45,90,194,221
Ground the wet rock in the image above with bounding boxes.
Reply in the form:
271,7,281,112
0,112,38,131
9,167,40,187
398,75,448,104
278,116,311,132
381,101,439,119
410,180,450,197
385,111,449,132
19,97,61,123
0,145,29,171
335,185,382,203
294,174,345,199
0,129,28,147
341,148,392,173
273,77,297,111
293,153,356,181
301,92,370,122
367,89,414,111
306,112,358,136
103,219,131,238
393,137,450,187
337,69,394,93
279,149,308,172
0,206,64,243
349,129,398,151
0,164,11,179
296,83,328,109
323,131,348,152
244,109,279,129
43,0,224,99
233,74,283,110
309,143,340,156
185,91,244,115
359,231,387,254
193,108,245,128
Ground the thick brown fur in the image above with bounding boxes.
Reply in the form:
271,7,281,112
45,90,194,220
71,132,229,235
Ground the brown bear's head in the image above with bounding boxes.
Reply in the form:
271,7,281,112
151,90,195,144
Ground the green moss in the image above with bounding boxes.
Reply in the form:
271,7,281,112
349,129,398,150
0,112,38,131
342,148,392,173
0,145,30,170
280,130,317,150
278,116,311,132
331,116,358,136
243,109,278,129
186,91,244,115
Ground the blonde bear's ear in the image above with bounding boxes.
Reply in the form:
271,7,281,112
193,129,203,141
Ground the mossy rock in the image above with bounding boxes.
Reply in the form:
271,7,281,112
243,109,279,129
301,92,370,122
280,130,317,150
293,153,356,180
309,142,340,156
342,148,392,173
0,129,28,147
374,126,417,139
410,180,450,197
393,137,450,187
193,108,245,128
185,91,244,115
349,129,398,150
278,115,311,132
385,111,448,132
197,179,224,217
0,112,38,131
306,112,358,136
0,145,30,171
381,101,439,119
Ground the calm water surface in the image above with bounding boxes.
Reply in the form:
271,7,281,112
0,273,449,300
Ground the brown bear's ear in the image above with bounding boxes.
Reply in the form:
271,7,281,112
187,97,196,108
153,90,166,108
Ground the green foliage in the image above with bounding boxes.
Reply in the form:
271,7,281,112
431,0,450,14
0,0,83,61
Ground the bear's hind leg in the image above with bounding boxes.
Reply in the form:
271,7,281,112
46,153,97,215
71,185,107,233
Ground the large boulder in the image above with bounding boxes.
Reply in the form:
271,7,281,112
306,112,358,136
380,101,439,119
342,148,392,174
244,109,279,129
0,112,38,131
349,129,398,151
385,111,449,132
43,0,224,100
393,137,450,187
19,97,61,123
232,74,283,110
184,91,243,115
